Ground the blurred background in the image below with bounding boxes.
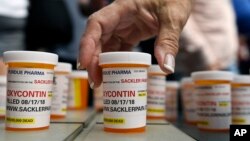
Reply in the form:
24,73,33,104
0,0,250,107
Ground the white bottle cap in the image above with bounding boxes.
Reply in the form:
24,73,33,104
148,65,166,75
3,51,58,65
0,76,6,84
191,71,233,81
55,62,72,72
99,52,151,66
233,75,250,84
180,77,193,85
166,81,180,88
70,70,88,78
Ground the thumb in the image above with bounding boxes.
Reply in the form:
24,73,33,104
154,30,178,75
154,0,191,74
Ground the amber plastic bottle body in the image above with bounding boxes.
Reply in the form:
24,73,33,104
67,77,88,110
94,84,103,112
165,87,178,121
101,64,149,133
194,80,231,132
232,83,250,124
51,71,70,119
6,63,55,131
147,73,166,120
181,83,197,125
0,77,6,119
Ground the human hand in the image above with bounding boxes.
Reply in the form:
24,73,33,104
79,0,192,88
207,62,221,70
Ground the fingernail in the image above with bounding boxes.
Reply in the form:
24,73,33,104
77,59,84,70
88,77,95,89
164,54,175,74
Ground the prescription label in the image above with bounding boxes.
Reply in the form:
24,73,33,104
68,78,88,109
0,84,6,117
102,68,147,129
232,86,250,124
6,68,54,128
94,84,103,111
165,87,178,120
147,75,166,117
195,84,231,130
51,74,69,116
182,85,197,122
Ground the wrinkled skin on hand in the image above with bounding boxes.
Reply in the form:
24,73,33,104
79,0,192,88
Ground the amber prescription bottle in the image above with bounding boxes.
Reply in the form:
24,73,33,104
165,81,179,121
180,77,197,124
51,62,72,119
99,52,151,133
0,76,7,118
3,51,58,131
191,71,233,131
147,65,167,119
232,75,250,125
68,70,89,110
94,83,103,112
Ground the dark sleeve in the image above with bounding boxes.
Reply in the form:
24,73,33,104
232,0,250,35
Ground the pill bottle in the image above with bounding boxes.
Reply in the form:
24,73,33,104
68,70,89,110
232,75,250,125
3,51,58,131
0,76,7,118
99,52,151,133
147,65,167,119
51,62,72,119
180,77,197,124
94,83,103,112
191,71,233,131
165,81,179,121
